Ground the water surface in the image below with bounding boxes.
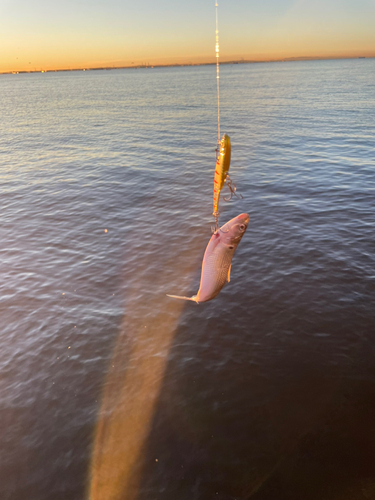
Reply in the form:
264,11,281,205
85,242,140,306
1,59,375,500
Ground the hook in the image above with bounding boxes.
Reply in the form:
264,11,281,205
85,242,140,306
212,211,232,233
223,174,243,202
212,212,220,234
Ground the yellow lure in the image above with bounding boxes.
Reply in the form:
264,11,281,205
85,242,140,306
213,133,231,218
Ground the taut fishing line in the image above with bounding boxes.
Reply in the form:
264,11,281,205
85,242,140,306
215,1,220,145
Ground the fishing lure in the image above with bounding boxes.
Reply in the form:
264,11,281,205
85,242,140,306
213,133,242,231
213,133,231,222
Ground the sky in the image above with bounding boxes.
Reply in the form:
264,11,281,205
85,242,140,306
1,0,374,73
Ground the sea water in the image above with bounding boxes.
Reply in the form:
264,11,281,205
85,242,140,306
0,59,374,500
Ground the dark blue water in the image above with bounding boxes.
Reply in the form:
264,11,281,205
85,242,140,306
1,59,374,500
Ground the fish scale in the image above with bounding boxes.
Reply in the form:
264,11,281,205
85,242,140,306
201,248,234,299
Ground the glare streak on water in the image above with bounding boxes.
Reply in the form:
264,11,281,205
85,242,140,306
0,59,375,500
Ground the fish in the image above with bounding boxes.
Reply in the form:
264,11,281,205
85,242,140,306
213,133,231,219
167,213,249,304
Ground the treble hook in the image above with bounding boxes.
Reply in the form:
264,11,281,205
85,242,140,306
211,211,233,234
211,212,220,234
223,174,243,202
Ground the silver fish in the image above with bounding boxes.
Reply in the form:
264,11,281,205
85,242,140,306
167,213,249,304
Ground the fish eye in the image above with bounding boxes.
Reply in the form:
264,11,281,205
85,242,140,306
229,245,234,250
239,224,246,231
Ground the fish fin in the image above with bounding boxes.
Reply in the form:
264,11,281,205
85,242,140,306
166,294,198,303
227,265,231,283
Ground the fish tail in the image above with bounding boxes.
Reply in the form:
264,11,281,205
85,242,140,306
166,294,198,303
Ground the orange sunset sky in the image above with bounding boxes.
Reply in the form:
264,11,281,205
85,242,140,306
1,0,374,73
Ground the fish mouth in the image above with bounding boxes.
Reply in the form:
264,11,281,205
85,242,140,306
237,213,250,226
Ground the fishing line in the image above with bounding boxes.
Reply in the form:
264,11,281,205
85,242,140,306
212,1,242,234
215,1,220,146
213,1,221,231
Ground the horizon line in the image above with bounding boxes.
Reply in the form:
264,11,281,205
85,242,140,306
1,55,373,75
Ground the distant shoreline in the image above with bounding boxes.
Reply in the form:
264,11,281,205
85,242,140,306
1,55,373,75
